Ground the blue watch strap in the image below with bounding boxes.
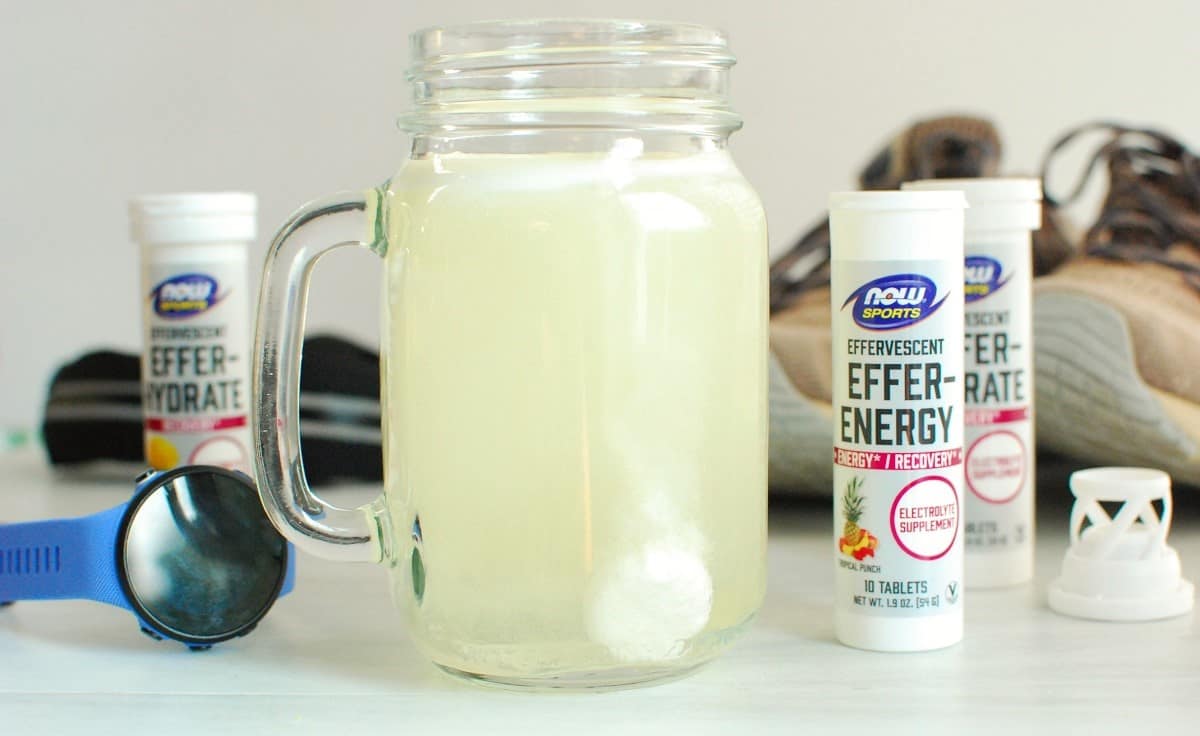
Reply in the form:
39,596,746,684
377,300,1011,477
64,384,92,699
0,505,130,609
281,544,296,595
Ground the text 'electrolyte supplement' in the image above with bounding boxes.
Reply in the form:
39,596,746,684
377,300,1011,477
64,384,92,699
131,193,256,473
830,190,966,652
904,179,1042,588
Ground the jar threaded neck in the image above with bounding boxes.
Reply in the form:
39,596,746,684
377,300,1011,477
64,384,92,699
400,19,742,137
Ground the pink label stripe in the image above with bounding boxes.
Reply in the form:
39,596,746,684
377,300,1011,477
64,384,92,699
965,407,1030,426
834,446,963,471
145,415,247,433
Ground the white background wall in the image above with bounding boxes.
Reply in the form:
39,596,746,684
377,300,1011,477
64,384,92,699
2,0,1198,427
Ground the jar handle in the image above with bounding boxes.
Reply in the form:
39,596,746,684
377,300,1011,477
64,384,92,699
252,190,388,563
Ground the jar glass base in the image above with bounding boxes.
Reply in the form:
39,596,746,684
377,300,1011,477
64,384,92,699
436,660,708,692
425,613,757,691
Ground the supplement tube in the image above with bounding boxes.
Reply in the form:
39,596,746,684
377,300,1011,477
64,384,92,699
904,179,1041,588
131,193,256,473
830,190,966,651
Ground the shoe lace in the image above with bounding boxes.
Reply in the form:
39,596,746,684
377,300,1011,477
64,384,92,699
1041,121,1200,291
768,219,830,313
769,115,1002,313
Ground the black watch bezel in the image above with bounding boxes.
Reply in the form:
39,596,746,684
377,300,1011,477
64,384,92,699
113,465,290,648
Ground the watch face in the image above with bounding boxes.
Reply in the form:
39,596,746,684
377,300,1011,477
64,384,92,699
119,467,288,643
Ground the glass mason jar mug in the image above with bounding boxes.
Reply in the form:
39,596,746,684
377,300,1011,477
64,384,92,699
253,19,768,689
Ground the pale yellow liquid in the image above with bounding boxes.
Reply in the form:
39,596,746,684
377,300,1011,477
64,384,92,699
381,151,767,686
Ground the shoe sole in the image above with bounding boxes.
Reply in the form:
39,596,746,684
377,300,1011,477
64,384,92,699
1033,290,1200,486
768,354,833,495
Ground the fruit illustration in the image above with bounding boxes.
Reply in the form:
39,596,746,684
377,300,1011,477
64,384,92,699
146,435,180,470
839,476,878,560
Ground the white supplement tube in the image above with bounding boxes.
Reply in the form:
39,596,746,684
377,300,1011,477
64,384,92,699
830,190,966,652
904,179,1041,588
131,193,256,474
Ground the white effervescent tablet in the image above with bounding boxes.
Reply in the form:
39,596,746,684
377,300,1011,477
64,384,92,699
586,545,713,662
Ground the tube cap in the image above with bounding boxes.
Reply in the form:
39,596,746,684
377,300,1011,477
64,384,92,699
828,190,967,212
903,178,1041,232
1047,467,1194,622
130,192,257,245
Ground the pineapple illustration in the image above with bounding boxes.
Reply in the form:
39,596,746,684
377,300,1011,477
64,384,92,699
839,476,879,560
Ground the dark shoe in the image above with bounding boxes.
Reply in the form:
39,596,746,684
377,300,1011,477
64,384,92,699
1034,122,1200,486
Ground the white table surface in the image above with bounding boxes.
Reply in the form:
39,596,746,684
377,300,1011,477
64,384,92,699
1,447,1198,734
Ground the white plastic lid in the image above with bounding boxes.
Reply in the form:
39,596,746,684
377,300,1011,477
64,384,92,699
829,190,966,262
1047,467,1195,622
130,192,257,245
902,178,1041,233
829,190,967,212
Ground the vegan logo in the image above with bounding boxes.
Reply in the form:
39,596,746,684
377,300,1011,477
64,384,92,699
842,273,947,330
964,256,1009,303
945,581,960,604
151,274,220,318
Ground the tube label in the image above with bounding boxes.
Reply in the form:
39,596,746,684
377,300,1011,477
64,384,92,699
832,259,964,618
963,241,1033,559
142,257,250,473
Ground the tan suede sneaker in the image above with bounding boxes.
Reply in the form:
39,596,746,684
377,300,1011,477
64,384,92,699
769,114,1018,494
1034,122,1200,486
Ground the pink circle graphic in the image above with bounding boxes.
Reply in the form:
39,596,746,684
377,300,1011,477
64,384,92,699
889,475,960,561
188,436,249,471
965,429,1026,505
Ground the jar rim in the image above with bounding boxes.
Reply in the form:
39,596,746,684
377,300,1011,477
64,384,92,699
409,18,733,66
